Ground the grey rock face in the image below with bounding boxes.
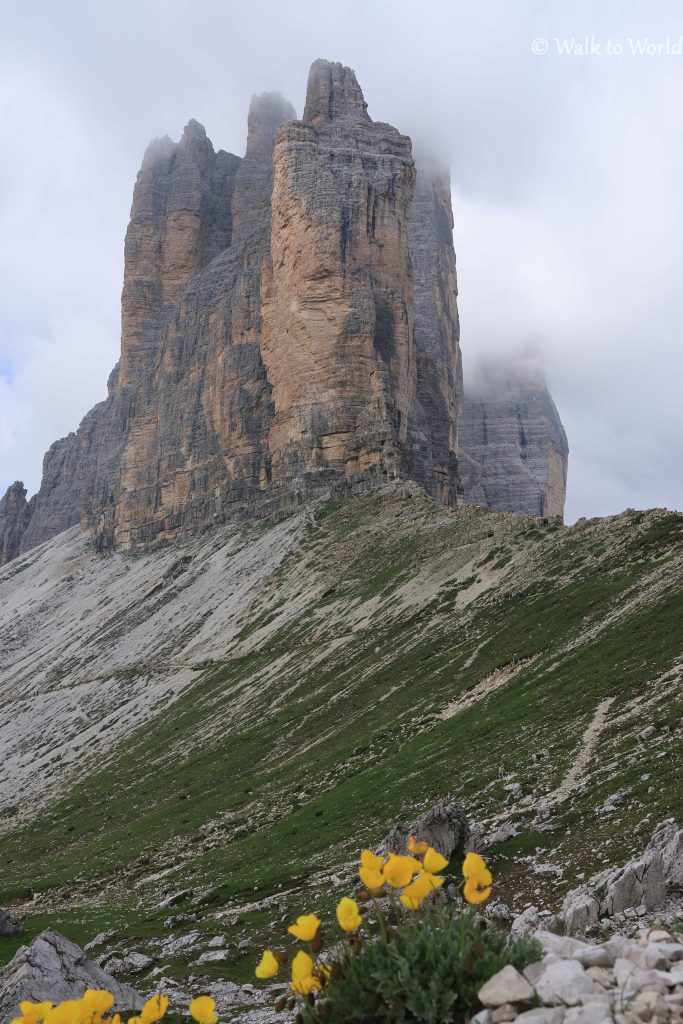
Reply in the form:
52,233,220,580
303,59,370,123
231,92,296,246
460,359,568,521
561,889,602,935
0,483,33,564
604,848,666,917
561,824,678,934
647,820,683,889
384,801,469,859
0,907,24,936
0,930,142,1021
407,161,462,505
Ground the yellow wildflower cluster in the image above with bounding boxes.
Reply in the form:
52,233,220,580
358,837,449,909
11,993,218,1024
254,839,493,1003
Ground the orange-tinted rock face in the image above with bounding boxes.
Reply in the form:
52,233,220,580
260,61,416,487
119,121,240,390
0,58,567,564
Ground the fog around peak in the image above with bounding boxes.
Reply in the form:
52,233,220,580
1,0,682,522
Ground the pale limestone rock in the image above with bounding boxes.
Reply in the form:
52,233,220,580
647,822,683,889
576,948,616,969
534,960,595,1006
492,1005,519,1022
605,851,666,917
0,930,142,1021
564,1002,614,1024
562,889,602,935
195,950,228,964
512,906,542,934
478,965,535,1007
514,1011,566,1024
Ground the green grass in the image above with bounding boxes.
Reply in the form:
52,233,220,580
1,495,682,987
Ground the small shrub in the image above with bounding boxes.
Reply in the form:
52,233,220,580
254,843,541,1024
304,905,541,1024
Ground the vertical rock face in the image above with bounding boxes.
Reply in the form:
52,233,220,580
0,57,567,564
459,361,569,520
120,121,241,389
260,60,417,488
232,93,297,245
97,94,295,551
407,162,462,504
0,482,33,564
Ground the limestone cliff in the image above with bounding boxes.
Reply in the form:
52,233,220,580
260,59,417,490
0,58,567,564
0,483,32,564
459,360,569,520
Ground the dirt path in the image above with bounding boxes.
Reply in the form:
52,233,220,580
546,695,616,805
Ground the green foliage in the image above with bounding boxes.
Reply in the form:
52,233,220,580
1,496,681,985
305,907,542,1024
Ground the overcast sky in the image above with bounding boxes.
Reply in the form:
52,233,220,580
1,0,682,523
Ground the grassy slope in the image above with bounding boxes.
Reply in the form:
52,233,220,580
1,492,682,983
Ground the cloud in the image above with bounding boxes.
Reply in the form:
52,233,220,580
1,0,682,520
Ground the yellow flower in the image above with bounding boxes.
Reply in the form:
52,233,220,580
44,1001,84,1024
290,951,321,995
399,877,429,909
358,865,385,890
464,876,492,904
255,950,280,979
18,1004,53,1024
336,897,362,932
407,836,429,855
287,913,321,941
382,853,418,888
189,997,217,1024
462,852,491,883
399,870,444,909
360,850,385,872
423,847,449,873
81,993,115,1021
140,995,169,1024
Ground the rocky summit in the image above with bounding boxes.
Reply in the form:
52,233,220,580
0,59,567,566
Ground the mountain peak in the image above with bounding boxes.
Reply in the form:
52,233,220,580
303,58,370,124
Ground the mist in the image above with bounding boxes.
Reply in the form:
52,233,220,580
1,0,682,522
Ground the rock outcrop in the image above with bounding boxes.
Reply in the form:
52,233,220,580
0,907,24,936
384,802,470,858
0,483,33,564
459,359,568,520
0,930,142,1021
561,822,681,935
0,58,567,564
